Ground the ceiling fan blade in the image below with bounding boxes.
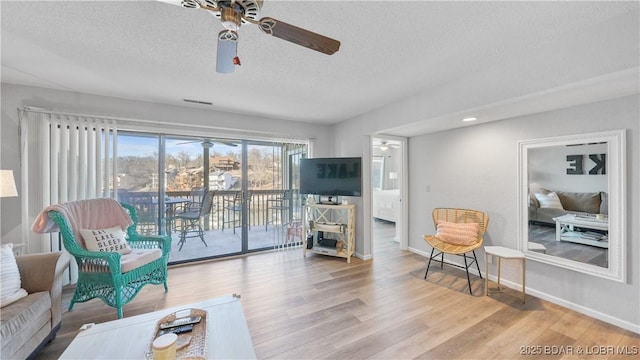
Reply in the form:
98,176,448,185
216,30,238,74
176,140,201,145
214,140,238,147
155,0,184,7
258,17,340,55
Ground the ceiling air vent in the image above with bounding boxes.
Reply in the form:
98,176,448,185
183,99,213,106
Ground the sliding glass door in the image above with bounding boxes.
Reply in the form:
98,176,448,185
247,141,283,250
165,137,245,261
115,131,306,264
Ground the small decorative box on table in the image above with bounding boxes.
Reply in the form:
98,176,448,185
146,308,208,359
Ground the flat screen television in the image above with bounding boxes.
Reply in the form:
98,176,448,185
300,157,362,197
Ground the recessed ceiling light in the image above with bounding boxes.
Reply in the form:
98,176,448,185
462,117,478,122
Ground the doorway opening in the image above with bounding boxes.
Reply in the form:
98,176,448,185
371,137,404,255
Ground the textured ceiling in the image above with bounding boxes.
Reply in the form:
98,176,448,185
1,1,638,135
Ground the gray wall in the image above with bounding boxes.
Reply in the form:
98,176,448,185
0,83,334,249
408,95,638,331
330,129,369,258
529,143,608,193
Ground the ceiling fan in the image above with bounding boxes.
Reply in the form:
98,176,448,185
376,140,400,151
159,0,341,73
176,138,238,148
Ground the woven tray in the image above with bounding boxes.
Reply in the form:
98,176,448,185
145,308,208,359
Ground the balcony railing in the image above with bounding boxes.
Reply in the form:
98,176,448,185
119,190,303,236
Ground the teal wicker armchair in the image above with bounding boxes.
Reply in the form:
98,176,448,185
47,201,171,318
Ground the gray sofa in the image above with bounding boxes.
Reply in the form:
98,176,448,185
1,252,69,360
528,189,607,225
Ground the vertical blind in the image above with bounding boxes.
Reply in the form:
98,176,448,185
270,140,307,250
19,108,117,281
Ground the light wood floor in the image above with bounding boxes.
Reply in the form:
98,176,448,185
35,222,638,359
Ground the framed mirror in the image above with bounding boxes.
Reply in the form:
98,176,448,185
517,130,626,282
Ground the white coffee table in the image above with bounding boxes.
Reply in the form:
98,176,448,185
553,214,609,248
60,295,256,359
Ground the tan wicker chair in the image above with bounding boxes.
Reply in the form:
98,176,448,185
423,208,489,294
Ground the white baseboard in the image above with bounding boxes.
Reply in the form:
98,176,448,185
409,246,430,259
408,246,640,334
523,286,640,334
355,252,372,261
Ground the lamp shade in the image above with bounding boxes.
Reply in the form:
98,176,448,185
0,170,18,198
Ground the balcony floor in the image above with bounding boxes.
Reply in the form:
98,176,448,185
167,225,302,263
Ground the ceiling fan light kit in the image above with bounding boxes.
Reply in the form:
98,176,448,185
216,29,239,73
169,0,340,73
377,140,400,151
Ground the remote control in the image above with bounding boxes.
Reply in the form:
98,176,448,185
159,316,202,330
157,324,194,336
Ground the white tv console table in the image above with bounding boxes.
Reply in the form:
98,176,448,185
304,203,355,263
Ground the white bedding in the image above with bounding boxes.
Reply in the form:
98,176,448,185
372,189,400,222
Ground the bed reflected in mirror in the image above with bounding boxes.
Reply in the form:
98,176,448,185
517,130,626,282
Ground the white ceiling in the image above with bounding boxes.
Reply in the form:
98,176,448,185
1,1,638,136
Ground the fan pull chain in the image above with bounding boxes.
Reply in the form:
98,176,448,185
233,55,241,66
233,32,241,66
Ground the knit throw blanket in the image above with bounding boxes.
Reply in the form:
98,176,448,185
32,198,133,248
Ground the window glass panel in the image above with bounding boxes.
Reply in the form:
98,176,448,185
116,133,160,235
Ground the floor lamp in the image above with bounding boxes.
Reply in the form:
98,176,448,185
388,171,398,189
